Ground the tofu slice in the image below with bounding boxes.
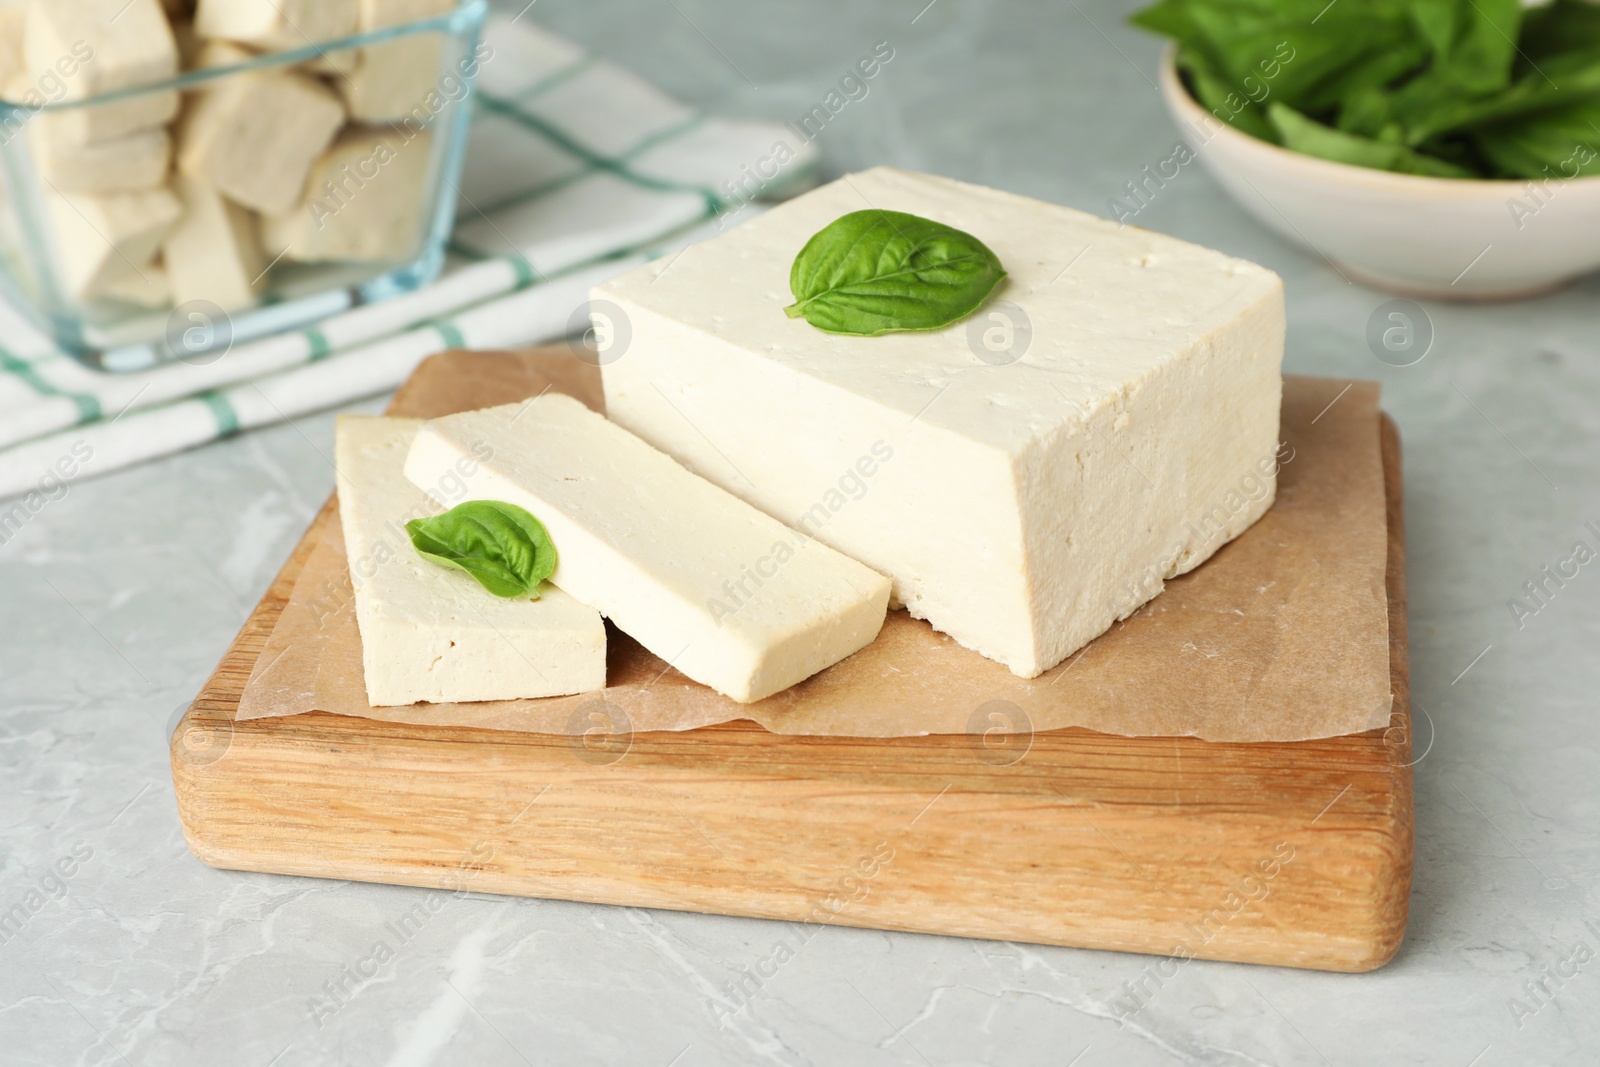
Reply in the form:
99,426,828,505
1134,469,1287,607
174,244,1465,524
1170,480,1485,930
176,60,345,214
25,0,179,144
339,0,454,122
194,0,357,52
47,187,183,300
595,167,1286,678
164,175,267,310
337,415,607,707
404,394,892,705
261,126,432,262
29,126,171,194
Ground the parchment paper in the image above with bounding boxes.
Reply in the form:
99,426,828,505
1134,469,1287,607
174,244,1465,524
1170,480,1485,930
239,375,1392,742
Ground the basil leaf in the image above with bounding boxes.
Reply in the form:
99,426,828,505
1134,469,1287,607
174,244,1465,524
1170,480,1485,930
1335,86,1403,140
1267,103,1476,177
1291,37,1429,113
784,210,1006,337
1473,97,1600,179
1519,0,1600,63
1177,47,1278,142
1395,55,1600,145
405,500,557,600
1409,0,1522,93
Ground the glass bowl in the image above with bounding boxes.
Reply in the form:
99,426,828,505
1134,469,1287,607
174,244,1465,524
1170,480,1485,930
0,0,488,370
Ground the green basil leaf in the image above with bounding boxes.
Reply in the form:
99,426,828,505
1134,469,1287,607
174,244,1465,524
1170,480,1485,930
1521,0,1600,63
1409,0,1522,94
1177,47,1278,142
1267,102,1476,177
1394,55,1600,144
1290,37,1429,114
784,210,1006,337
1335,86,1403,140
405,500,557,600
1472,97,1600,179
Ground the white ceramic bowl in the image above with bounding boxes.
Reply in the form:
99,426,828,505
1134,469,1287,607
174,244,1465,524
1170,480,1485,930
1158,47,1600,299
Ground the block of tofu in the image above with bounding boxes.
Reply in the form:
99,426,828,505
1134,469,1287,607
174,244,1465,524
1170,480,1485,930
337,415,607,706
404,394,892,704
261,126,431,262
29,125,171,194
164,175,267,310
176,60,345,214
47,186,182,300
595,167,1286,679
194,0,357,52
25,0,179,144
338,0,454,122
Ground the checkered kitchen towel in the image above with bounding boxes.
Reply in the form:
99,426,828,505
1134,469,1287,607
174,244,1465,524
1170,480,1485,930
0,12,816,500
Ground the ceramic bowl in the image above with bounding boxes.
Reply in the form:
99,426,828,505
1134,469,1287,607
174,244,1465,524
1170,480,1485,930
1157,47,1600,299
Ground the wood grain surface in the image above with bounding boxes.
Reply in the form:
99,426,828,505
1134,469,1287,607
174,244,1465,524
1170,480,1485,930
171,348,1413,973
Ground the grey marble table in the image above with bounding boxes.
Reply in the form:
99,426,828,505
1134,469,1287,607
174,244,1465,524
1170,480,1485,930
4,1,1599,1064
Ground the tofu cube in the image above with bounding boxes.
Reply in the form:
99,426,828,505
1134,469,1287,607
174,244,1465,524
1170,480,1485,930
337,415,607,706
261,126,431,262
29,125,171,194
405,395,893,704
338,0,454,122
176,62,345,214
194,0,357,52
102,257,172,307
164,175,267,310
25,0,179,143
47,186,183,300
0,8,26,91
595,167,1286,679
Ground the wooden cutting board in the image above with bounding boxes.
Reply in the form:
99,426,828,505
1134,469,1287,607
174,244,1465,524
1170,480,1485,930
171,347,1413,973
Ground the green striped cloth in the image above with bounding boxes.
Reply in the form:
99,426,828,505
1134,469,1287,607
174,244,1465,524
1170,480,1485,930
0,13,816,500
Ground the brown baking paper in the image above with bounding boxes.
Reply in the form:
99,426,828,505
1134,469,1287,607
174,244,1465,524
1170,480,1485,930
239,375,1391,742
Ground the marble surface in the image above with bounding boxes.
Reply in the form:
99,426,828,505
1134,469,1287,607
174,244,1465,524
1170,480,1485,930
5,1,1600,1064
